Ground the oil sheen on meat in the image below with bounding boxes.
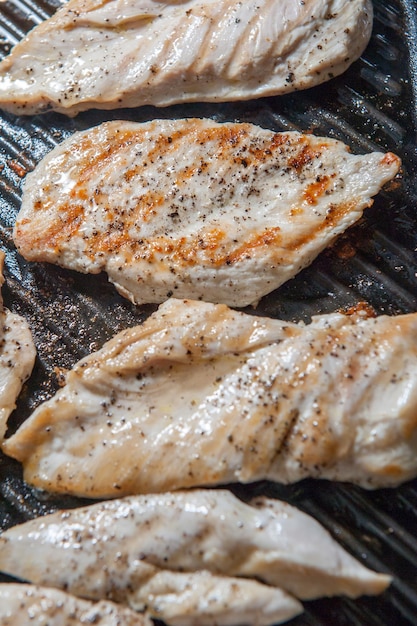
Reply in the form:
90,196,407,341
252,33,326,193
4,298,417,497
0,489,390,609
13,119,401,307
0,0,373,115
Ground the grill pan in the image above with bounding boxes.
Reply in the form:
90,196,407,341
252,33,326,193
0,0,417,624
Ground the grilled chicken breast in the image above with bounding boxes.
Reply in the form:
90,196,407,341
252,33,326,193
13,119,400,307
4,298,417,496
0,252,35,442
0,584,152,626
0,489,390,605
0,0,373,116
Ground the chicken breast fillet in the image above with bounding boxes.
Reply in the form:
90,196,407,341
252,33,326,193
0,581,302,626
13,119,400,307
126,569,303,626
0,584,152,626
4,298,417,496
0,0,373,116
0,489,390,604
0,252,36,442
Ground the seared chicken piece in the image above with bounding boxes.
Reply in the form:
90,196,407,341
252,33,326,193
0,489,390,604
4,298,417,496
0,252,36,442
13,119,400,307
0,0,373,116
0,583,152,626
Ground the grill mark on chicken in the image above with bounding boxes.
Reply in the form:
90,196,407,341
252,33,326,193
303,175,333,205
19,199,352,271
13,119,401,307
75,130,138,184
116,200,359,271
267,407,300,470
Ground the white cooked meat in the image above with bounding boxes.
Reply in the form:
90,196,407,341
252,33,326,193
128,569,303,626
0,583,152,626
0,489,390,603
0,580,302,626
0,252,36,442
4,298,417,496
13,118,400,307
0,0,373,116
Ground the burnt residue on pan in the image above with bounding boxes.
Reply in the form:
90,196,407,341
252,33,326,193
0,1,417,624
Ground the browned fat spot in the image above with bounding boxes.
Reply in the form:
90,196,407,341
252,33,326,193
124,166,140,183
289,207,304,217
8,159,27,178
302,175,331,205
72,186,89,201
53,366,68,387
381,152,401,167
335,240,357,260
342,301,377,318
